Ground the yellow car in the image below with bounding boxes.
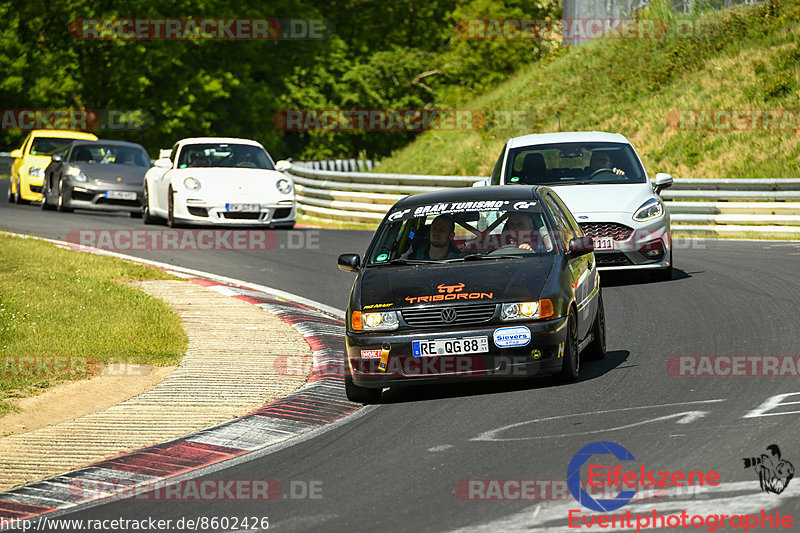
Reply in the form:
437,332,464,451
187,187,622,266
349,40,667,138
7,129,98,204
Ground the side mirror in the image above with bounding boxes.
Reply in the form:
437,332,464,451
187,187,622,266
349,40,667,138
158,149,172,159
338,253,361,273
472,179,488,187
154,158,172,169
10,149,22,158
568,236,594,257
275,160,292,172
51,154,63,163
654,173,673,194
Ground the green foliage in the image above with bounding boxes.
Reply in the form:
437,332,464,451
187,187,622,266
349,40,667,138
0,0,561,161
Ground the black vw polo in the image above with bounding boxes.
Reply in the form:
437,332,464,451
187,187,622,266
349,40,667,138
337,186,605,403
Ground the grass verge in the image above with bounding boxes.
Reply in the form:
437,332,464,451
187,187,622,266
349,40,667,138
0,234,188,415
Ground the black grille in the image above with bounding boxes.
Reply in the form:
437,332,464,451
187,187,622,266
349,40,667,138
273,207,292,219
71,190,95,202
223,212,262,220
595,252,633,266
402,303,497,327
96,197,141,207
29,185,42,193
188,206,209,217
579,222,633,241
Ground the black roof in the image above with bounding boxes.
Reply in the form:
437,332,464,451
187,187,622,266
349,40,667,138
392,185,544,209
69,139,146,150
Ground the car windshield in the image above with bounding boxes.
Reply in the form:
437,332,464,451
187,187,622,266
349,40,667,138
505,142,646,186
69,144,149,166
367,201,555,266
177,143,275,170
29,137,78,156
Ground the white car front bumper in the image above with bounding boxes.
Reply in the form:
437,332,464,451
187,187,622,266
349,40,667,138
577,213,671,271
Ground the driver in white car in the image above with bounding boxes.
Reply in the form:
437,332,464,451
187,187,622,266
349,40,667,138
586,150,625,177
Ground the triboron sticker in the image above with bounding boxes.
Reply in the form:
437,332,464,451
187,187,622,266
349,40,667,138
361,349,382,359
493,326,531,348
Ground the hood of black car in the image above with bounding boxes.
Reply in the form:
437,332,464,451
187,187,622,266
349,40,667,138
357,257,555,309
73,164,147,185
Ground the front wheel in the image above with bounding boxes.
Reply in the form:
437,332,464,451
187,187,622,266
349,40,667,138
40,188,55,211
14,182,29,205
7,180,15,203
166,187,179,228
345,371,382,404
559,311,580,382
585,291,606,360
142,184,161,225
56,179,73,212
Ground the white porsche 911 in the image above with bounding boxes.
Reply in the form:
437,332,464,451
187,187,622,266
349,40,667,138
484,131,674,280
143,137,295,228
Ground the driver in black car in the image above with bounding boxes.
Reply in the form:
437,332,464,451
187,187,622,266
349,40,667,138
409,214,461,260
585,150,625,177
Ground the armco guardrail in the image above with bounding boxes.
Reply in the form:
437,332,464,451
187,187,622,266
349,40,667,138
287,163,800,238
288,163,483,223
0,152,12,177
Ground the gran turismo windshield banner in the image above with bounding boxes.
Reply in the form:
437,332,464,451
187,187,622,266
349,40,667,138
387,199,541,222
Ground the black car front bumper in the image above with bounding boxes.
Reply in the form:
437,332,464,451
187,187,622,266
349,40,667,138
345,315,569,388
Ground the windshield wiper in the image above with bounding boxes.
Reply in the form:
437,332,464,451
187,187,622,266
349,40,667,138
446,253,524,262
373,258,444,266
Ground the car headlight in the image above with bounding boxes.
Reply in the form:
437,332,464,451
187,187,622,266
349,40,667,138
351,310,399,331
276,178,293,194
28,167,44,178
65,166,87,182
184,177,202,191
501,300,554,321
633,199,663,221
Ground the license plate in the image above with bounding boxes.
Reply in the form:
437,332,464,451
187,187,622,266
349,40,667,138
105,191,137,200
412,336,489,357
593,237,614,251
226,203,260,212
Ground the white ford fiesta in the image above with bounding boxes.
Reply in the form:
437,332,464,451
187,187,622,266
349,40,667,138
484,131,674,280
143,137,296,228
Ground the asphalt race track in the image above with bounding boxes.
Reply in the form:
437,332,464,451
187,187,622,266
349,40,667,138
3,180,800,532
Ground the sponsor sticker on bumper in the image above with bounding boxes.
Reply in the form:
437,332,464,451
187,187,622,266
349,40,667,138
360,349,382,359
493,326,531,348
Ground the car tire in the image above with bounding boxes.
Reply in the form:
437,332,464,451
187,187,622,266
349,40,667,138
586,291,607,360
345,371,382,404
7,180,16,203
56,178,73,213
14,183,29,205
142,184,162,225
166,187,179,228
40,188,55,211
559,310,580,382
